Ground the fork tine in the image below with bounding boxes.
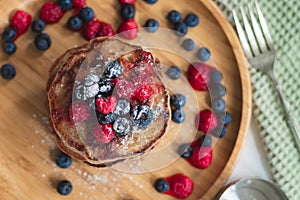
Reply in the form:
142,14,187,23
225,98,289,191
240,7,260,56
255,1,274,50
248,5,268,53
232,9,253,58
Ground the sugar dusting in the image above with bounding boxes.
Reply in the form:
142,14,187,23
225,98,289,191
29,112,145,199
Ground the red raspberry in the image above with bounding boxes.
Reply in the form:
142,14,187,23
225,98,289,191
165,174,194,199
82,18,101,40
115,79,135,99
92,124,115,144
196,109,218,133
188,146,212,169
133,84,153,102
97,22,115,37
40,2,64,24
72,0,86,8
117,19,139,40
187,62,215,91
69,101,91,122
10,10,32,35
119,0,135,5
110,78,120,85
95,96,117,114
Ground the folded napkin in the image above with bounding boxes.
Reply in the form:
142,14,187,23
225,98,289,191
214,0,300,199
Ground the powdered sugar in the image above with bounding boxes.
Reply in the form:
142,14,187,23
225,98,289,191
29,112,146,199
84,74,100,86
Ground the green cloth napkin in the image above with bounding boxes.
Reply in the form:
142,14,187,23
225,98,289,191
214,0,300,199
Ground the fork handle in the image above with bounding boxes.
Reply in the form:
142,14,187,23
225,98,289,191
273,81,300,153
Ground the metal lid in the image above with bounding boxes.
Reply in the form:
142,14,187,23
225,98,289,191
216,178,289,200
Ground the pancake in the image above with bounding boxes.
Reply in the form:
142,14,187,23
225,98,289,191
46,38,170,167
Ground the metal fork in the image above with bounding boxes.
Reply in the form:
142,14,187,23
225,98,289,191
232,2,300,153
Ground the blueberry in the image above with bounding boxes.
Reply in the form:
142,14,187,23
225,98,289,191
224,112,231,125
173,23,188,36
154,178,169,193
57,180,72,195
3,41,17,55
130,105,153,127
197,47,211,61
210,69,223,83
144,18,159,32
166,66,181,80
170,94,186,110
113,117,132,135
199,135,212,147
31,19,46,33
219,127,227,138
68,16,83,30
144,0,158,4
182,38,195,51
172,109,185,123
97,112,116,124
211,98,226,113
167,10,181,24
114,98,130,116
55,152,72,168
212,126,227,138
184,13,199,27
103,60,123,80
97,79,114,96
57,0,73,11
209,83,226,98
178,144,193,158
1,64,16,80
120,4,135,20
79,7,94,22
1,27,17,42
34,33,51,51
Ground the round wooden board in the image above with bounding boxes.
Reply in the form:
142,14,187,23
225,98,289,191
0,0,251,200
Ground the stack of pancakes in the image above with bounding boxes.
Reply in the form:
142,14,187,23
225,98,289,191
46,38,170,167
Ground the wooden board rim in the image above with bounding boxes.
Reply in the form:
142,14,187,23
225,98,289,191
199,0,252,198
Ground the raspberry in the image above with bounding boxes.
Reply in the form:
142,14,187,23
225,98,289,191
133,84,153,102
40,2,64,24
82,18,101,40
92,124,115,144
187,62,215,91
97,22,115,37
69,101,91,122
72,0,86,8
165,174,194,199
188,146,212,169
196,109,218,133
110,78,119,85
115,79,135,99
119,0,135,5
10,10,32,35
117,19,139,40
95,96,117,114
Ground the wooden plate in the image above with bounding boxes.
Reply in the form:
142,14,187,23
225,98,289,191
0,0,251,199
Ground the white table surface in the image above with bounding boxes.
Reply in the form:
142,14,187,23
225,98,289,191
227,115,273,183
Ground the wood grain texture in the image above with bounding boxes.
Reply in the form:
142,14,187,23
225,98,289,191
0,0,251,200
